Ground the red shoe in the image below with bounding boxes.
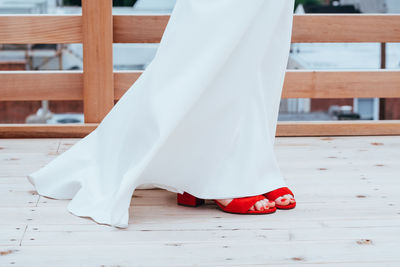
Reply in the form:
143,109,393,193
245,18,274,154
177,192,276,214
264,187,296,210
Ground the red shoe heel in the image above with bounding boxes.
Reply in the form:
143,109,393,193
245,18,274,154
177,192,205,207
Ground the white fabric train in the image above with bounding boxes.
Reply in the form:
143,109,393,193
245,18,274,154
27,0,296,228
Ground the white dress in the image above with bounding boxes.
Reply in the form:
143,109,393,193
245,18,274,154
27,0,295,228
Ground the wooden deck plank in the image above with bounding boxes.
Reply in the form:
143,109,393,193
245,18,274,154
0,225,26,247
19,225,399,247
1,241,400,266
0,136,399,266
0,139,60,177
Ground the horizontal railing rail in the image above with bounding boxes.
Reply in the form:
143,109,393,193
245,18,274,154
0,5,399,138
1,120,399,138
1,70,400,100
1,14,400,43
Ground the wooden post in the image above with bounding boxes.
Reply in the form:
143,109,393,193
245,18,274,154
82,0,114,123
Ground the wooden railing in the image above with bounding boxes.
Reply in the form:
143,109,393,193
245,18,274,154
0,1,399,137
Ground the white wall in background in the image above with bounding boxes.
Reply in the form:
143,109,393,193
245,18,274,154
340,0,386,12
386,0,400,12
133,0,176,12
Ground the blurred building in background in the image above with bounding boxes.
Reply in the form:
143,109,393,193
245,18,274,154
0,0,176,124
340,0,400,13
281,0,400,121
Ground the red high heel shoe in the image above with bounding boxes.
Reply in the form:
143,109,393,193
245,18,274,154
177,192,276,214
264,187,296,210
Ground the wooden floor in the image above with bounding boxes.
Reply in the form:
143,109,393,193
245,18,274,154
1,136,399,266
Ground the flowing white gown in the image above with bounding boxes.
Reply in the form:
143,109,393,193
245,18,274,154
27,0,295,228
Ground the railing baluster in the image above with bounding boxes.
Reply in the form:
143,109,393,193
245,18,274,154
82,0,114,123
